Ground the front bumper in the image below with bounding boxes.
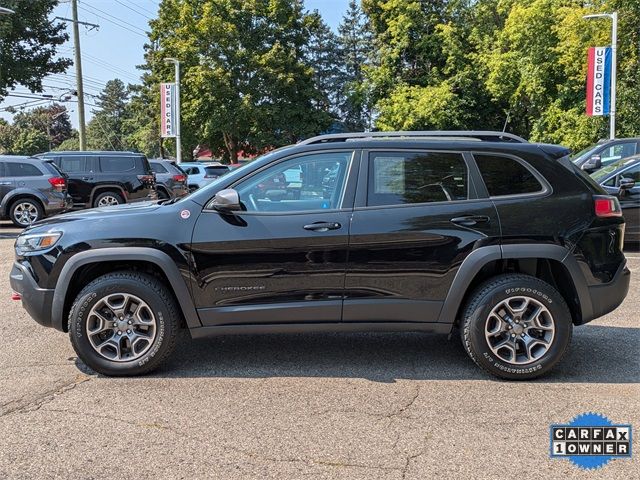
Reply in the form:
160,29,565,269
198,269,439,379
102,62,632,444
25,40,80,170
584,261,631,323
9,262,55,329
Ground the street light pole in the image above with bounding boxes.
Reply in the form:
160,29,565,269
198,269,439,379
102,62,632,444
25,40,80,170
164,58,181,163
584,12,618,140
71,0,87,150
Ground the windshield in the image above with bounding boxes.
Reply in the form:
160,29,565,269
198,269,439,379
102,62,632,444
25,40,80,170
590,157,639,183
572,144,598,164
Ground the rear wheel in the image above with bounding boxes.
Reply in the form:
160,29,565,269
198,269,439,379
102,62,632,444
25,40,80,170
68,271,180,376
157,188,170,200
460,274,572,380
93,191,124,208
9,198,43,228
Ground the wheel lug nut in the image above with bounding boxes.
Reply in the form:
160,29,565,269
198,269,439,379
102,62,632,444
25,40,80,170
127,320,132,325
127,329,131,334
117,331,122,335
511,334,515,338
112,322,117,327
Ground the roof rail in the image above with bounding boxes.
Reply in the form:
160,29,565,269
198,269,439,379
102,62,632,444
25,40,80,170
299,130,528,145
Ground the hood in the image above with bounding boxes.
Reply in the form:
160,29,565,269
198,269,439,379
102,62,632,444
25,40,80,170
25,201,163,231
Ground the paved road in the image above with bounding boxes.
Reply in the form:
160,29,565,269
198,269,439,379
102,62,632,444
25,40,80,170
0,221,638,479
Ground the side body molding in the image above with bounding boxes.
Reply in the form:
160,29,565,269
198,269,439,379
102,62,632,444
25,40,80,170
438,243,592,325
51,247,201,331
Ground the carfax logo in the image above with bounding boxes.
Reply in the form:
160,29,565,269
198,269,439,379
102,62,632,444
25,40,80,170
550,412,632,470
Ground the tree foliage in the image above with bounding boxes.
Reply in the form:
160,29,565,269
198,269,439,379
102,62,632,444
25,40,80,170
0,0,70,99
86,79,131,151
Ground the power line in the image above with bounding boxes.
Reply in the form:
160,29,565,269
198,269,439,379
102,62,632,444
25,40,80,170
114,0,153,21
78,3,148,38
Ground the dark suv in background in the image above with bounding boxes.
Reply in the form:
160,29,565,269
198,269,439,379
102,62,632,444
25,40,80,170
39,151,156,208
0,156,71,227
149,159,189,199
11,131,630,379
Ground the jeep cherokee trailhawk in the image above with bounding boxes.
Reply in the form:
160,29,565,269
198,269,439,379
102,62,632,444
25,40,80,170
10,131,630,379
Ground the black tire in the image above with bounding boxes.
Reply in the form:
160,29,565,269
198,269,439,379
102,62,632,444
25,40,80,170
93,191,124,208
68,271,180,376
9,198,44,228
157,188,170,200
460,274,572,380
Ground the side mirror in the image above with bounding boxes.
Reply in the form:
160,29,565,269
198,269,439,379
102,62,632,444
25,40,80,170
583,155,602,171
619,177,635,191
211,188,241,211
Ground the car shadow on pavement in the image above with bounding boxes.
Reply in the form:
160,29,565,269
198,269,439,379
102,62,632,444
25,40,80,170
76,324,636,383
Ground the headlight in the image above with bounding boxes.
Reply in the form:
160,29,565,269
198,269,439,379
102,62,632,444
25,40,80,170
15,232,62,255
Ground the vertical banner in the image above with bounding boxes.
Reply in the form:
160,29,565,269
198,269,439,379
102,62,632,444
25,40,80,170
586,47,612,116
160,82,177,137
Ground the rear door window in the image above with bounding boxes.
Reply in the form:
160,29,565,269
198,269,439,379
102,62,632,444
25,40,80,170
367,151,468,206
99,157,136,172
6,162,43,177
60,157,87,173
474,154,544,197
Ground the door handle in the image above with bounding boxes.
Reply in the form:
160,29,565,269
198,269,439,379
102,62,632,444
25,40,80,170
303,222,341,232
0,181,12,185
450,215,490,227
82,177,93,181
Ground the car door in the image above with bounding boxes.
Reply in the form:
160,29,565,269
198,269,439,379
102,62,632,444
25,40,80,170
0,162,14,206
57,156,94,206
615,163,640,241
190,150,357,327
344,149,500,323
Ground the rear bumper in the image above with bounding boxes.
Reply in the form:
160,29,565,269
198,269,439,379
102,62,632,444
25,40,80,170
44,195,73,215
583,261,630,324
9,261,56,330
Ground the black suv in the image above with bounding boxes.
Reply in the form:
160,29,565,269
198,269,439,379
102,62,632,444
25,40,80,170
10,131,630,379
39,151,156,208
572,137,640,173
0,156,72,227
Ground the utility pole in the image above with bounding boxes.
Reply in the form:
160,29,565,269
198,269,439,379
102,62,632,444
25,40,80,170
71,0,86,150
164,58,181,163
584,11,618,140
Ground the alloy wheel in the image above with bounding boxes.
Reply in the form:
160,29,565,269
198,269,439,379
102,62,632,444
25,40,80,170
97,195,120,207
484,296,555,365
86,293,157,362
14,202,39,226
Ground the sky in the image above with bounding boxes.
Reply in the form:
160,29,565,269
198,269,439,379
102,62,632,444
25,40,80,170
0,0,352,127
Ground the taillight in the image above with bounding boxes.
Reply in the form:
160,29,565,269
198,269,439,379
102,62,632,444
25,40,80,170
594,195,622,218
137,174,155,184
172,174,186,182
48,176,66,192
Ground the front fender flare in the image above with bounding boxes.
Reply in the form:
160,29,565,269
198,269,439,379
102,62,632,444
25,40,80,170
51,247,201,331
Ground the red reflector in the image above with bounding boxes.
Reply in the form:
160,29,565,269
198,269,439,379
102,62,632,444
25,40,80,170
11,292,21,301
594,196,622,217
173,174,186,182
48,176,66,192
137,175,155,183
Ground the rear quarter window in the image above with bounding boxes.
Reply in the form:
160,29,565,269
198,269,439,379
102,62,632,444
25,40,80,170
6,162,43,177
42,161,64,176
151,163,168,174
474,154,543,197
99,157,136,173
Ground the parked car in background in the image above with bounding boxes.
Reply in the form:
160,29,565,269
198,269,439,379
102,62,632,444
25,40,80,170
0,156,71,227
149,159,189,200
181,162,231,191
591,155,640,243
572,137,640,173
39,151,156,208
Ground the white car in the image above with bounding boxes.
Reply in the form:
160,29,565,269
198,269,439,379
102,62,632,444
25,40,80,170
180,162,231,191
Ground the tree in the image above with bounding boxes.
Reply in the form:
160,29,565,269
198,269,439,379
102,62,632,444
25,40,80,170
305,12,342,117
137,0,332,163
87,79,131,150
337,0,374,131
12,103,72,149
0,0,71,99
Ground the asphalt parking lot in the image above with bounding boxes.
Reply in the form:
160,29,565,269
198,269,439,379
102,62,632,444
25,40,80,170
0,220,638,479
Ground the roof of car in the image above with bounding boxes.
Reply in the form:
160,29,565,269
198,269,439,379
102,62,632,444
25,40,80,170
0,155,44,163
41,151,144,157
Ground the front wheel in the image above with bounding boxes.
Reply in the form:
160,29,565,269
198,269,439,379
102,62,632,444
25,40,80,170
460,274,572,380
68,271,180,376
